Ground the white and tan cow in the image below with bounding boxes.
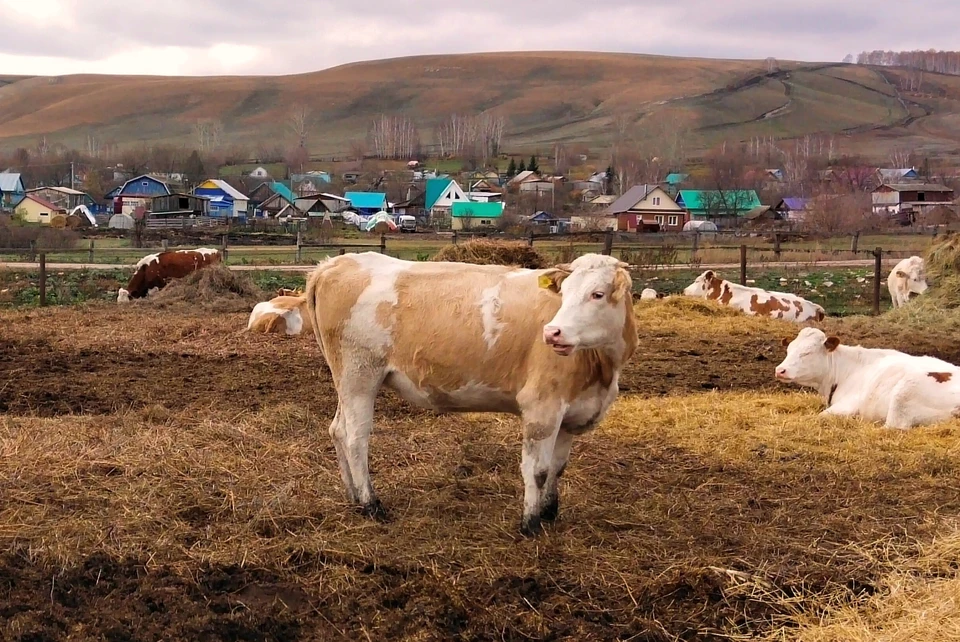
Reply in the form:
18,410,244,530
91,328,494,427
248,295,311,336
683,270,825,322
639,288,659,301
887,256,928,308
304,251,638,536
776,327,960,429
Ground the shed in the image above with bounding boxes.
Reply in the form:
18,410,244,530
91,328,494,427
194,179,249,219
108,213,135,230
450,201,504,230
15,194,67,224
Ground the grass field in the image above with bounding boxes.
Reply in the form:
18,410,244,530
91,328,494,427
0,52,959,160
3,294,960,640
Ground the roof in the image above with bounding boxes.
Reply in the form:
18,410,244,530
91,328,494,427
269,181,296,203
607,185,657,214
119,174,170,196
319,193,350,202
879,168,918,181
881,183,953,192
22,193,65,211
197,179,248,201
590,195,618,205
780,198,808,211
344,191,387,210
508,170,539,185
0,172,23,192
28,186,86,196
425,178,453,210
676,190,762,213
451,202,504,218
665,173,689,185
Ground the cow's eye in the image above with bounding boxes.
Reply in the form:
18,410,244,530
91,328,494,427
591,292,604,300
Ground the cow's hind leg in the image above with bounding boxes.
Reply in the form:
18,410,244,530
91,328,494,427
328,405,358,504
339,373,388,521
540,429,574,522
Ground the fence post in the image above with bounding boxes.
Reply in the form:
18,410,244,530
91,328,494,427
220,234,228,262
29,240,36,263
873,247,882,315
452,231,458,245
850,232,860,254
740,245,747,285
88,239,95,263
379,233,386,254
161,239,169,252
602,230,613,256
773,232,781,261
38,253,46,306
691,231,700,257
338,248,346,256
528,230,535,247
296,230,303,264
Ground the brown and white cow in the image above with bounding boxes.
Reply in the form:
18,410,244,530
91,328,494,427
776,327,960,429
683,270,825,322
277,287,303,298
248,295,312,336
304,252,638,536
117,248,221,303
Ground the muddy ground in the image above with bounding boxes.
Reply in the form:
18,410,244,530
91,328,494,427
2,302,960,641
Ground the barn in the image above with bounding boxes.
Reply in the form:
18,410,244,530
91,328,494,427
113,175,171,215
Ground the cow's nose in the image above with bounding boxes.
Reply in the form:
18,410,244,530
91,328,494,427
775,367,787,377
543,326,562,341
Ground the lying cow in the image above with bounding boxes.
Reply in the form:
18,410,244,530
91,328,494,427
639,288,659,301
248,295,311,336
305,252,638,536
887,256,928,308
683,270,825,322
117,248,220,303
776,327,960,429
277,287,303,297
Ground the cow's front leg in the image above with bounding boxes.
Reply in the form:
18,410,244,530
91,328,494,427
519,411,562,537
540,429,574,522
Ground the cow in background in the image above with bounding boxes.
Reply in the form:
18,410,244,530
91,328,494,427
887,256,928,308
117,248,221,303
683,270,825,322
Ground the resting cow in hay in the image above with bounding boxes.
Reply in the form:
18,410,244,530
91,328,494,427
776,327,960,429
305,252,638,536
683,270,825,322
887,256,928,308
248,295,311,336
276,287,303,297
117,248,221,303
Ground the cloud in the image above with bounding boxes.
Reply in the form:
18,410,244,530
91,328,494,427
0,0,956,76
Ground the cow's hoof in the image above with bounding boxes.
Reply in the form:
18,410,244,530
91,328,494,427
359,499,389,522
540,497,559,522
519,515,543,537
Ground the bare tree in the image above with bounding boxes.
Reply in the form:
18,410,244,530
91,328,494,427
889,147,913,169
193,120,209,151
289,105,310,148
369,114,420,159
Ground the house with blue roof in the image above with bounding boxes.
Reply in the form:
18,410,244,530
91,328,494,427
194,179,250,220
344,191,388,215
425,178,468,220
113,174,170,215
0,172,25,209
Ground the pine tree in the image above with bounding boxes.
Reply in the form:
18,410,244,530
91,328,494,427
528,155,539,174
506,158,517,178
518,158,526,173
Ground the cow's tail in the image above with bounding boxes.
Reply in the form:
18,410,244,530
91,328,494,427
304,258,333,357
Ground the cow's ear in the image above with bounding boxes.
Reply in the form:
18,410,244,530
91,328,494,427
895,270,907,278
781,337,790,347
703,270,715,281
611,269,632,303
539,268,569,294
823,336,840,352
616,260,630,269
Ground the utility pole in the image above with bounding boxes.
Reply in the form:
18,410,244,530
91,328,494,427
70,161,75,190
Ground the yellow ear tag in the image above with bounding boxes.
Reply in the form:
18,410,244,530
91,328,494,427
538,275,553,289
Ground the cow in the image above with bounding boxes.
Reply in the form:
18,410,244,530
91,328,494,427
248,295,311,336
117,248,221,303
277,287,303,298
887,256,928,308
304,251,638,536
683,270,825,322
776,327,960,429
639,288,659,301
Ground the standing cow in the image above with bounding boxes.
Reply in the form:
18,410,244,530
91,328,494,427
683,270,825,322
117,248,220,303
776,327,960,429
304,252,638,536
887,256,928,308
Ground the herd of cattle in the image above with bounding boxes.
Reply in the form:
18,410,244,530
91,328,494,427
111,246,949,534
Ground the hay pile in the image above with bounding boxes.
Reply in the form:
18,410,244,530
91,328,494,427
147,264,266,313
432,239,548,269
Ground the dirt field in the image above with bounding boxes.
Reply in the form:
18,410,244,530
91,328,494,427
3,298,960,641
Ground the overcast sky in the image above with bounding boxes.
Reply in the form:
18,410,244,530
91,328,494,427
2,0,957,76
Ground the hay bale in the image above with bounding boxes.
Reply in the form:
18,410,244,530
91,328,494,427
147,264,266,313
915,233,960,309
431,239,548,269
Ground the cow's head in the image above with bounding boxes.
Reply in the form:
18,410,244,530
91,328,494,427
897,256,928,297
682,270,721,298
775,327,840,386
540,254,632,356
117,288,131,304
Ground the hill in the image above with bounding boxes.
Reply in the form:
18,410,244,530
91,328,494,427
0,51,959,160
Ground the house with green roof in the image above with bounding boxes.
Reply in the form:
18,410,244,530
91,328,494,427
451,201,504,230
663,173,689,196
344,191,388,215
675,189,762,227
425,178,468,220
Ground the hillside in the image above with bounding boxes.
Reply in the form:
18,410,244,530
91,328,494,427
0,51,958,160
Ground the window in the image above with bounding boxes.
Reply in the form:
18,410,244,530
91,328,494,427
481,219,491,225
653,197,661,205
142,181,149,188
654,215,665,225
668,215,679,227
917,192,926,202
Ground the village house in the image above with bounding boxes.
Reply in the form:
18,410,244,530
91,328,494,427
872,183,955,220
773,197,811,223
606,184,688,233
26,186,92,211
259,192,298,217
344,191,388,216
0,172,26,209
675,189,762,227
464,191,503,203
112,174,171,215
194,179,250,220
425,178,468,220
527,210,571,234
15,193,67,224
248,182,296,214
450,201,504,230
150,193,210,218
878,167,919,184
